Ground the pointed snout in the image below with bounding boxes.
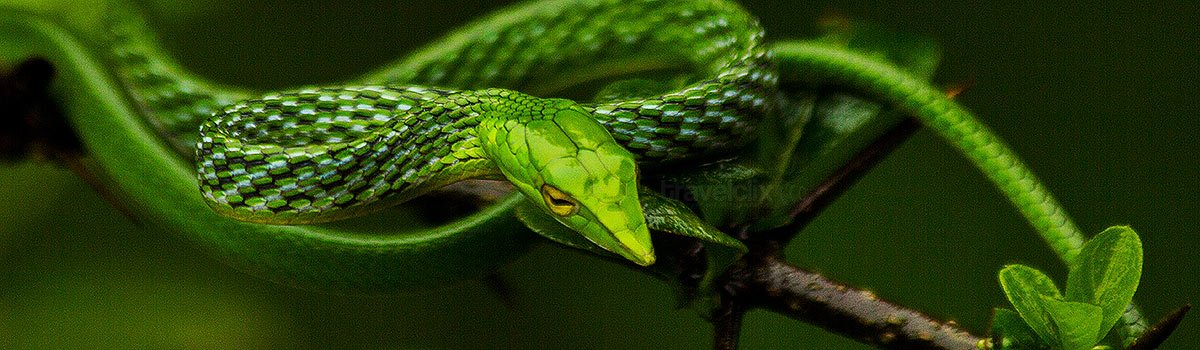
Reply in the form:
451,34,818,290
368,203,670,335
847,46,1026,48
587,200,655,266
609,224,656,266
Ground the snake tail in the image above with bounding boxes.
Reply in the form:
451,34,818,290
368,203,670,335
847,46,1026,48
773,41,1086,263
771,44,1161,344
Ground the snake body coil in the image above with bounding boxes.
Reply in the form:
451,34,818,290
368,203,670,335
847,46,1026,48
106,0,777,265
99,0,1093,271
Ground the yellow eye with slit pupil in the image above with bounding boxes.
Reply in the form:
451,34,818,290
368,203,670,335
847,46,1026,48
541,184,579,216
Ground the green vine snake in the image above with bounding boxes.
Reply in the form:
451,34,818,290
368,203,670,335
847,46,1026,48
106,0,1084,263
0,0,1145,341
180,0,777,265
161,0,1084,264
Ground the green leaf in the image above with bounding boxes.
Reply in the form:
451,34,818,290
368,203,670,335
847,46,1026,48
1065,226,1143,340
1040,297,1104,350
638,188,747,254
638,188,747,291
998,264,1063,344
991,308,1051,350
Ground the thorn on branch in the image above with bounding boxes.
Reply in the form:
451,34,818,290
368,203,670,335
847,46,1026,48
1127,304,1190,350
764,117,920,245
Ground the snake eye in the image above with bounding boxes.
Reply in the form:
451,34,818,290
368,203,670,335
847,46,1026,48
541,184,579,216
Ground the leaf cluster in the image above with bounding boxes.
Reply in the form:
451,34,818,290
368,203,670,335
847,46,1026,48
992,227,1143,350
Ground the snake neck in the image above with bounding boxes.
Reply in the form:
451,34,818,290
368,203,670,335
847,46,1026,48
196,86,582,224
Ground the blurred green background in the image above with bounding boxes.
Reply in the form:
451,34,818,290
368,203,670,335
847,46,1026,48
1,0,1196,348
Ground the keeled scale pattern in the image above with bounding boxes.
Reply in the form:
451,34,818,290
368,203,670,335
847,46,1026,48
103,0,777,162
368,0,778,160
197,87,551,223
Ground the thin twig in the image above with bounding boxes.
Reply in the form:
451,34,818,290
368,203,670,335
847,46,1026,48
757,117,920,244
1127,304,1190,350
707,116,990,349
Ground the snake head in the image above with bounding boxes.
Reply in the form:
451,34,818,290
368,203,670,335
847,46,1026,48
480,103,654,266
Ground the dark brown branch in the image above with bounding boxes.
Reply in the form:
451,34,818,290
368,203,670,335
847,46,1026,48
727,255,983,350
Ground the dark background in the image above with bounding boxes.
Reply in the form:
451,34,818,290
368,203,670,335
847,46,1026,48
1,0,1196,348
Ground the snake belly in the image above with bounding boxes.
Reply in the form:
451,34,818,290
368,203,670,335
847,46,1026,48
162,0,779,223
